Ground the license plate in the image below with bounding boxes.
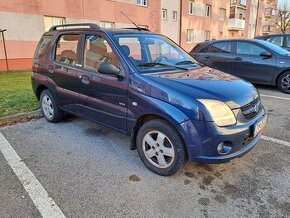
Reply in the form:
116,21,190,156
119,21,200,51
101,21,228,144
254,116,267,137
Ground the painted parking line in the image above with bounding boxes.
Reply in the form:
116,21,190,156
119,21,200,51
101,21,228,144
0,133,65,218
260,94,290,101
262,135,290,147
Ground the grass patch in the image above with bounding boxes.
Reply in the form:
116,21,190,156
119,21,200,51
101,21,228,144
0,71,39,117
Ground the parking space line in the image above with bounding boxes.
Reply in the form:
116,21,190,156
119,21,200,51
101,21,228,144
0,133,65,218
262,135,290,147
260,94,290,101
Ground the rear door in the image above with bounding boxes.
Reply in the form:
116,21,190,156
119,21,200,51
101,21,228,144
75,33,128,132
50,33,83,110
231,41,277,84
196,41,233,74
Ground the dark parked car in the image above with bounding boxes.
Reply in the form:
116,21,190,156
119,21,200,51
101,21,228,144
256,34,290,51
190,39,290,93
32,24,266,176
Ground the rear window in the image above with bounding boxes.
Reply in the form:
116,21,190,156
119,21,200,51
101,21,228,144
33,36,52,59
55,34,81,66
201,42,231,53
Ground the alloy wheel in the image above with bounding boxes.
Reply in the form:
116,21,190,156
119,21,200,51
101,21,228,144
42,95,54,119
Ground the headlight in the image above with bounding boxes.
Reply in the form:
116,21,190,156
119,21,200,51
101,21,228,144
198,99,236,127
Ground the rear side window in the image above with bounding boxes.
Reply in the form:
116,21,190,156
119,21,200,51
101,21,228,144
33,36,52,59
55,34,81,66
201,42,231,53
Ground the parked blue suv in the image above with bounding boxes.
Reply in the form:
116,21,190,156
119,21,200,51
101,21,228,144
32,24,267,176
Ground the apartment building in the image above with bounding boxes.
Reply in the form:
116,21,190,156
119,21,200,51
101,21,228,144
0,0,277,71
228,0,277,38
0,0,161,71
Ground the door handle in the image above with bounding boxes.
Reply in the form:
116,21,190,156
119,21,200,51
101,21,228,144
234,57,242,61
48,65,54,73
80,75,90,85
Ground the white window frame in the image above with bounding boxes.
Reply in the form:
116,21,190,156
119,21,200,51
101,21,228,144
172,11,178,22
188,0,195,15
43,16,66,32
100,21,115,29
219,8,226,21
137,0,147,6
205,31,210,41
187,29,194,43
161,9,167,20
205,4,211,18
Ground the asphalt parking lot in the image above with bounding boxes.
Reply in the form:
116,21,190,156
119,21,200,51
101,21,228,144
0,85,290,218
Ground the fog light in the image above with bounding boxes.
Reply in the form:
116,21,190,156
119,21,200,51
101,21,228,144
217,142,232,155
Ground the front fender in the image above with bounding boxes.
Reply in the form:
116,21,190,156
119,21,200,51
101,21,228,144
127,93,190,135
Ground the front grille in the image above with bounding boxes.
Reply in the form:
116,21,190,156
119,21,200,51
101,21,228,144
241,98,261,120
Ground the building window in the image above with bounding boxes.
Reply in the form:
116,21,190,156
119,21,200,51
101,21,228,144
43,16,65,32
137,0,147,6
162,9,167,20
187,29,194,43
219,8,226,21
100,22,115,29
205,31,210,41
205,5,211,18
172,11,178,22
188,0,194,15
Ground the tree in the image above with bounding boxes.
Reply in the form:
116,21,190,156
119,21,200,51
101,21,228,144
276,2,290,34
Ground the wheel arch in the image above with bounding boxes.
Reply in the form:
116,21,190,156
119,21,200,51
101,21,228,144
275,69,290,86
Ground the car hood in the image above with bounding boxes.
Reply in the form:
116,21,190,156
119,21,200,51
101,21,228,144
147,67,258,108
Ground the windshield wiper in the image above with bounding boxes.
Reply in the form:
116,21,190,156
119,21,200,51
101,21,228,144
137,62,189,70
175,60,204,67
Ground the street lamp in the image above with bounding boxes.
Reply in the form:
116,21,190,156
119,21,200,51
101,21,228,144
0,29,9,72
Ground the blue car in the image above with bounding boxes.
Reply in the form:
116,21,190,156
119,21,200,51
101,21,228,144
32,24,267,176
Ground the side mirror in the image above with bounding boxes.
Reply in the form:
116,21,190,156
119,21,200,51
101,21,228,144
98,62,124,78
260,51,272,59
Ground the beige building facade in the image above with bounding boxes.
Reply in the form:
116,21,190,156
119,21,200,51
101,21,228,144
0,0,277,71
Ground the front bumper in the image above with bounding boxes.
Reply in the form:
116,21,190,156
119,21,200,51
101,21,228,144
176,107,266,163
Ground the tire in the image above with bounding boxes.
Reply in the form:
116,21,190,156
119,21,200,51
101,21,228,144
277,71,290,94
40,89,63,123
136,119,187,176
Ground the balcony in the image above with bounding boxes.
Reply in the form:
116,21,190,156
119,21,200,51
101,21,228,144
265,8,276,18
228,18,246,30
263,25,274,33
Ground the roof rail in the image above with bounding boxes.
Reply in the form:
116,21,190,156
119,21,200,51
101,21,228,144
49,23,100,31
124,27,150,32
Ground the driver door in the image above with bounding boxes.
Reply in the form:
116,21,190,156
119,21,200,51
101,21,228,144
231,41,277,84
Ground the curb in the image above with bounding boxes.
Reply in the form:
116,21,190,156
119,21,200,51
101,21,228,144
0,109,43,127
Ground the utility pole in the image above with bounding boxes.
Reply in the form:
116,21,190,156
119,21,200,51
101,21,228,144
0,29,9,72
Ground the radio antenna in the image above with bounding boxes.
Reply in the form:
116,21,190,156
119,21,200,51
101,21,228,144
121,11,142,31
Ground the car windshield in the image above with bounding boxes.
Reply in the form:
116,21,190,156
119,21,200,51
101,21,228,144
113,33,198,73
257,40,290,55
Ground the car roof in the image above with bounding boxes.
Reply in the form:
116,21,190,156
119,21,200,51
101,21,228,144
195,39,262,46
256,34,290,38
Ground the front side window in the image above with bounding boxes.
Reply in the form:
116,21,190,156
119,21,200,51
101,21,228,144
237,42,267,55
202,42,231,53
137,0,147,6
83,35,120,72
114,34,196,73
55,34,80,66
